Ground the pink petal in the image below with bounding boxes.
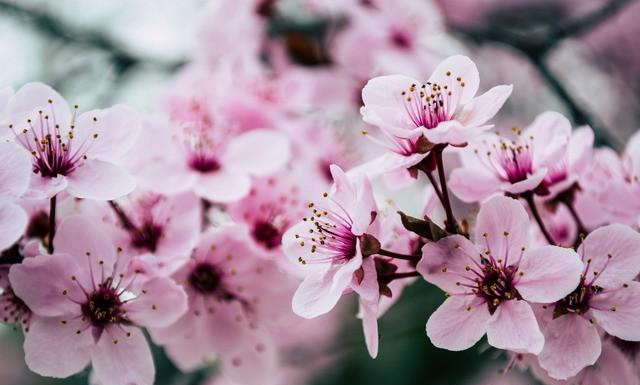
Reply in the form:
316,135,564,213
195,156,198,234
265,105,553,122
91,326,154,385
54,216,116,277
351,255,379,302
124,277,188,328
9,253,82,317
423,120,488,146
219,332,278,385
0,142,31,197
194,168,251,203
347,152,426,180
361,74,422,130
568,126,594,174
135,160,196,195
486,300,544,354
418,234,480,294
578,224,640,287
0,203,27,251
537,314,601,380
458,84,513,127
75,105,140,162
22,174,68,200
23,315,93,378
525,111,571,168
66,159,136,200
502,167,547,195
516,245,583,303
587,341,639,385
590,281,640,341
292,254,362,318
223,129,290,176
449,167,502,203
360,298,380,358
6,82,71,128
475,195,530,264
427,55,479,107
426,296,490,351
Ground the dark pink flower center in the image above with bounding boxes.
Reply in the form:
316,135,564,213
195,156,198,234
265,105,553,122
81,283,125,327
400,80,460,130
131,222,164,253
294,199,357,265
252,221,282,250
475,132,535,184
188,263,223,295
389,28,412,49
10,103,96,178
554,280,601,317
476,262,521,314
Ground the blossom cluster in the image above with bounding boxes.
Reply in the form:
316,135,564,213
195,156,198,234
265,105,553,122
1,1,639,385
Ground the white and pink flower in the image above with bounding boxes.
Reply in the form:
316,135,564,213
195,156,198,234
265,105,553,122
418,195,583,354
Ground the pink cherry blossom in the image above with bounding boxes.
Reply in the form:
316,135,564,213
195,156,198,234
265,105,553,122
0,141,31,250
149,226,282,384
359,55,512,175
282,165,379,318
540,125,594,198
227,175,307,260
4,83,139,201
449,111,571,202
536,223,640,379
418,195,583,354
8,216,188,385
334,0,443,80
129,111,290,203
108,191,201,274
584,130,640,227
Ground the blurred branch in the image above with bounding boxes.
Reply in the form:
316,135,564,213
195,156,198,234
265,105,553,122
449,0,637,148
0,0,185,75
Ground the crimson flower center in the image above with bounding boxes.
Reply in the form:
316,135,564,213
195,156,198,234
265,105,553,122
189,263,222,295
81,284,125,328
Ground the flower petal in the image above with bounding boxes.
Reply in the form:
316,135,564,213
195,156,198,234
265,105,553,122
423,120,488,146
23,315,93,378
449,167,502,203
426,296,490,351
223,129,290,176
428,55,479,107
516,245,583,303
91,326,155,385
418,234,480,294
537,314,601,380
125,277,188,328
0,203,27,251
458,85,513,127
9,253,82,316
54,216,116,275
486,300,544,354
360,298,380,358
292,254,362,318
194,168,251,203
361,74,422,130
590,281,640,341
475,195,530,264
0,141,31,197
6,82,71,128
577,224,640,287
66,159,136,200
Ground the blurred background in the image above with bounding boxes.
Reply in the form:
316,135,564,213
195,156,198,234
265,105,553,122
0,0,638,384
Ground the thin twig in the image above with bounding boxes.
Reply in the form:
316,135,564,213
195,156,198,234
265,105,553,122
47,195,57,254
